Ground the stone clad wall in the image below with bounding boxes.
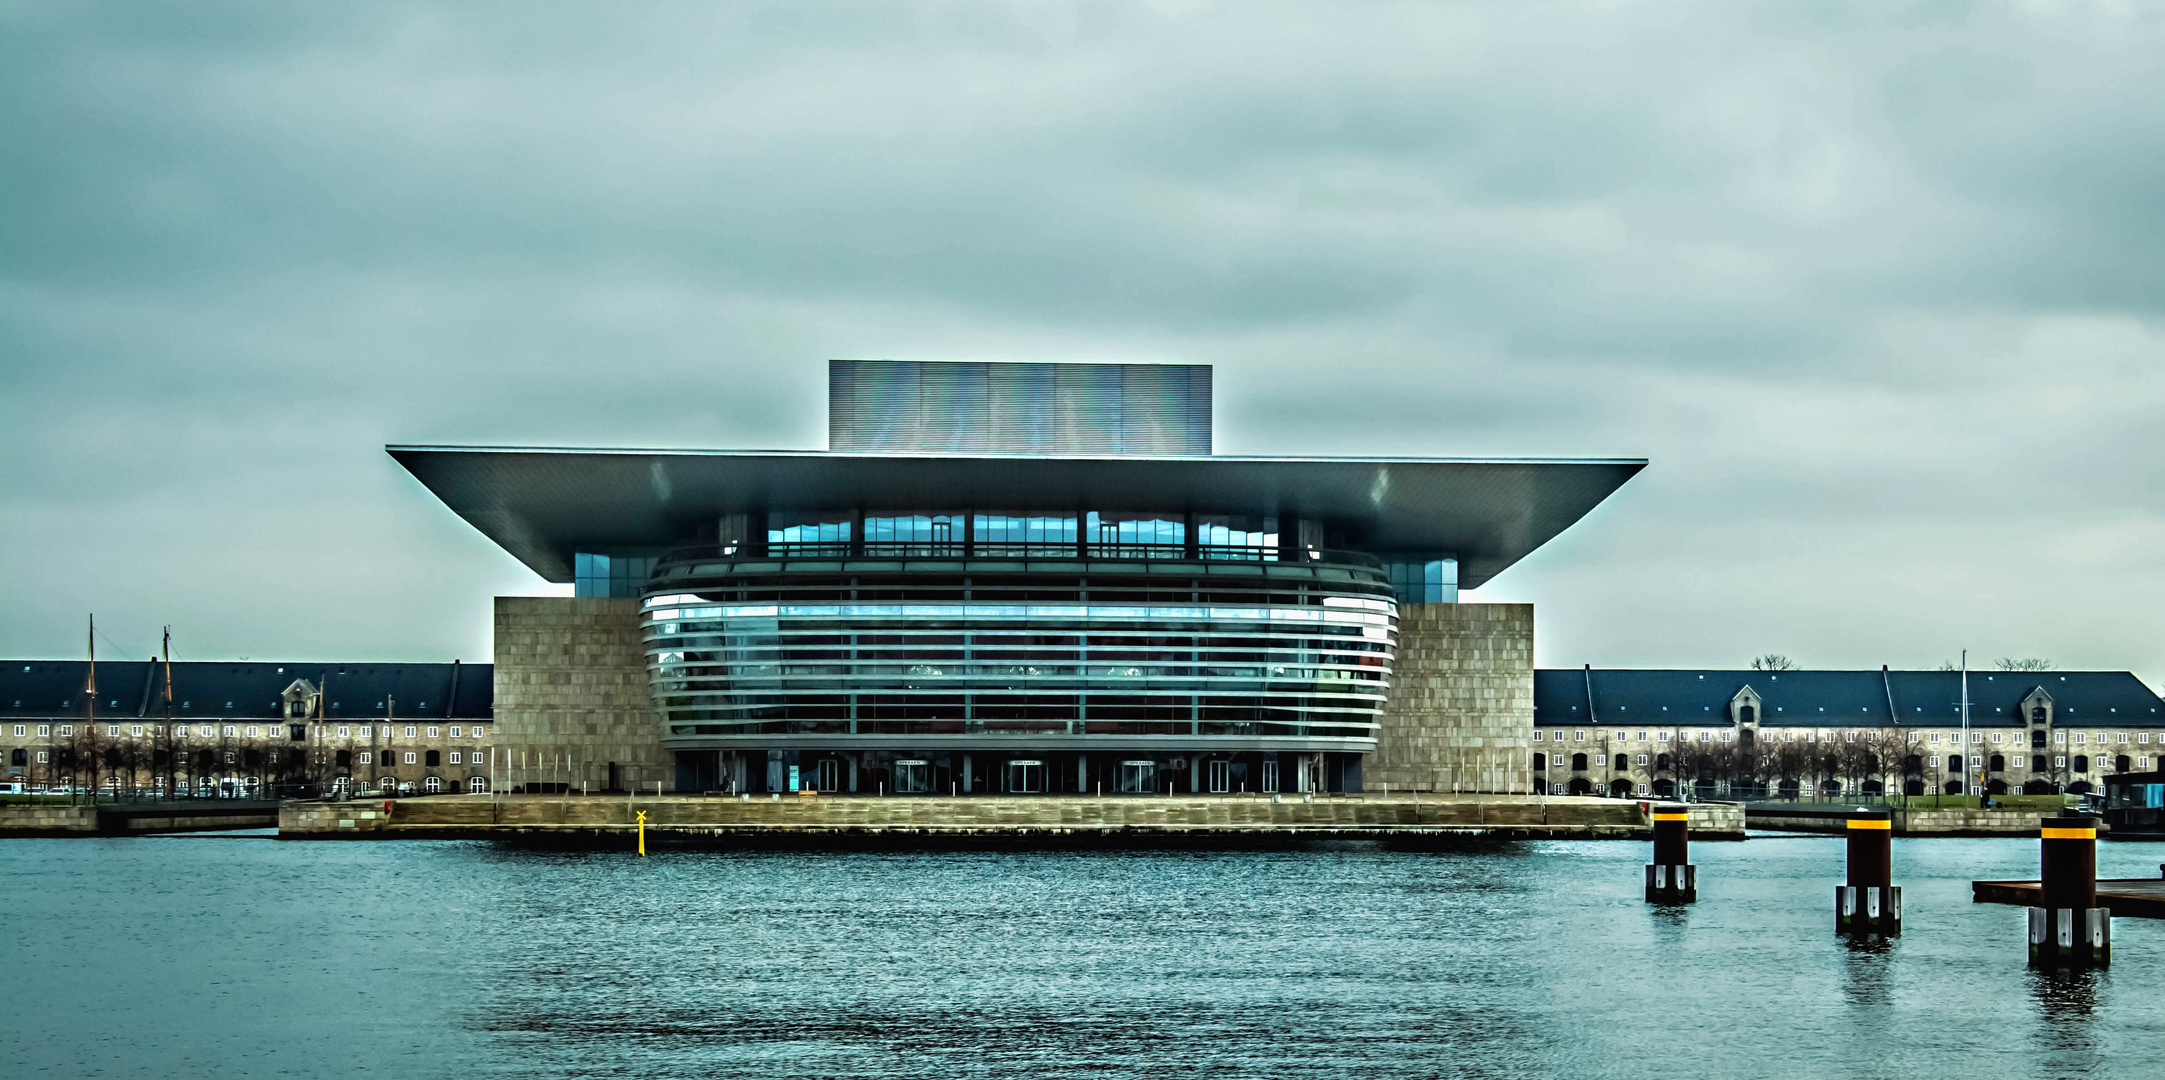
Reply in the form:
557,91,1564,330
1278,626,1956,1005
1366,603,1534,794
493,596,668,793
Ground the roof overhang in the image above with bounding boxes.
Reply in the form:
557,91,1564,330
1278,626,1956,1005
388,446,1644,590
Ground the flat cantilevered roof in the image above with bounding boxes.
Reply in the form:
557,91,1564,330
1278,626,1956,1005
388,446,1644,590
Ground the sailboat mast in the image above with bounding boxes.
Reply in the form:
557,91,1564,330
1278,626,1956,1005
1960,649,1971,796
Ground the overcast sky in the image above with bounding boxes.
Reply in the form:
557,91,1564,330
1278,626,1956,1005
4,2,2161,677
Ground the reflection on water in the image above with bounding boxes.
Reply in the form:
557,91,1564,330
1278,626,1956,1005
2028,968,2102,1071
3,834,2161,1079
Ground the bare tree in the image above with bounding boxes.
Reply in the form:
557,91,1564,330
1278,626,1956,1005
1996,657,2054,672
1751,654,1799,671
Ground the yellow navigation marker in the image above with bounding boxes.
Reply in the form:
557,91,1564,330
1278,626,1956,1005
636,809,648,856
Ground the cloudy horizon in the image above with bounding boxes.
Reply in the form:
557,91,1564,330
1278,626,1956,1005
4,3,2161,679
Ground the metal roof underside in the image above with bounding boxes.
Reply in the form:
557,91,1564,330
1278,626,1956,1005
388,446,1645,590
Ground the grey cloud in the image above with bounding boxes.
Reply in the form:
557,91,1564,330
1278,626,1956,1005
2,1,2161,675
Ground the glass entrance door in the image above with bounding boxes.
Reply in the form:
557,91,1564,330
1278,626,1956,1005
1006,760,1043,793
1118,760,1155,794
894,760,930,794
1206,759,1230,793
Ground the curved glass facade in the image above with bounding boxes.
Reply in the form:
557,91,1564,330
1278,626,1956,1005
641,543,1396,793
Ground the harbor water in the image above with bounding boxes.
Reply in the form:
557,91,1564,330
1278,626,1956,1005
5,834,2161,1078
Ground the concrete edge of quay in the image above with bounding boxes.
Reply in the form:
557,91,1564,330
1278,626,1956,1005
275,794,1748,845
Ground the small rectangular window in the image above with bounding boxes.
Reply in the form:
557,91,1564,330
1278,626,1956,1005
199,725,212,737
359,725,373,738
1929,733,1940,743
36,751,48,763
404,752,416,764
2055,756,2067,768
11,725,22,736
449,751,462,765
450,726,462,738
1929,756,1940,767
2075,733,2087,744
130,725,143,737
245,726,260,738
337,726,350,738
1635,754,1648,766
472,726,484,739
1574,730,1586,742
2013,756,2025,769
426,726,440,739
359,752,372,765
59,725,72,736
38,725,51,737
106,725,119,737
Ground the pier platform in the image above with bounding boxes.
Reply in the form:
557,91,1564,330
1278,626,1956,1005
279,793,1746,846
1972,876,2165,919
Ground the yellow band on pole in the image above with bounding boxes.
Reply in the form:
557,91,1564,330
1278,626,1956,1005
2040,828,2095,840
1652,813,1689,821
1847,819,1892,830
636,809,648,856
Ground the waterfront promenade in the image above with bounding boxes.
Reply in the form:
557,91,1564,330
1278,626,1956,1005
279,792,1746,843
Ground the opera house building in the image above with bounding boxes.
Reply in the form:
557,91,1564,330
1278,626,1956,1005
392,360,1642,797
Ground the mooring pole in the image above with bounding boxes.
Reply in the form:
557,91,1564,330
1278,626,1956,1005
1836,809,1900,936
2029,813,2108,968
1644,804,1696,903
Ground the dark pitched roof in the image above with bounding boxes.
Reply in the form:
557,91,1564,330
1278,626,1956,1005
0,661,491,720
1533,669,2165,728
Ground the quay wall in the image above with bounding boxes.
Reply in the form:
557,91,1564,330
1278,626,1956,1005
282,794,1744,842
0,803,277,836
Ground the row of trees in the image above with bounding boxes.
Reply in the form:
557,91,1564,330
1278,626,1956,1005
1555,727,2088,797
1751,653,2055,672
21,723,318,799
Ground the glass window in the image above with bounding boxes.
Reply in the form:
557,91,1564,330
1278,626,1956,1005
358,725,372,738
426,727,440,739
359,752,372,764
449,726,462,738
1087,511,1183,556
973,512,1077,554
222,726,236,738
472,726,484,739
864,513,962,555
1196,515,1277,560
449,751,462,765
404,726,416,738
575,552,658,598
1380,557,1459,605
766,515,852,555
404,752,416,764
130,725,142,737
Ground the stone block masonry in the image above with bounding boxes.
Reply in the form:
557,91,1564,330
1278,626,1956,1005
492,596,668,793
1367,603,1534,795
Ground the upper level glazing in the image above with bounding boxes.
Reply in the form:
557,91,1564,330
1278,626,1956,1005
640,545,1398,752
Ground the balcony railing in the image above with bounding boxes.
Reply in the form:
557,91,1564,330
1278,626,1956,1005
656,542,1383,571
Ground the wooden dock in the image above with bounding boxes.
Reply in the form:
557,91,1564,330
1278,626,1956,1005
1972,876,2165,919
